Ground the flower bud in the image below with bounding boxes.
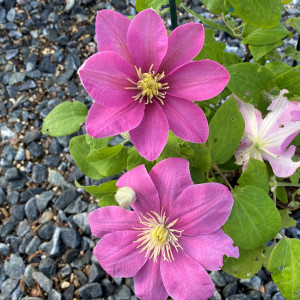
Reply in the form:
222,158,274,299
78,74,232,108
115,186,136,208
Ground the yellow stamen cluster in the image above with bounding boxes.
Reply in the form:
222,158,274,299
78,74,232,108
133,210,183,263
125,64,169,105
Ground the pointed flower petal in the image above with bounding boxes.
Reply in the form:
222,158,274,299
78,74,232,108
127,9,168,72
149,158,193,216
117,165,160,215
130,102,169,161
134,256,168,300
93,230,147,277
85,101,145,138
95,10,132,63
180,229,239,271
162,95,209,143
159,23,204,75
88,207,140,237
78,51,137,108
160,250,215,300
165,60,229,101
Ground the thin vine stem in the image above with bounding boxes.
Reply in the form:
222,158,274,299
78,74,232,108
169,0,178,30
275,182,300,188
221,13,243,39
212,163,234,192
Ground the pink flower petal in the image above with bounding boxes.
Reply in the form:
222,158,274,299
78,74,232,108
171,183,234,235
134,256,168,300
93,230,147,277
165,60,230,101
85,101,145,138
264,145,300,178
234,137,252,169
78,51,137,108
88,207,140,238
159,23,204,75
163,95,209,143
160,250,215,300
180,228,239,271
149,157,193,216
95,10,132,63
127,9,168,73
130,102,169,161
117,165,160,215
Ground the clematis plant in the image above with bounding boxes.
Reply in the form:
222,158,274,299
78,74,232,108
235,89,300,177
78,9,229,161
88,158,239,300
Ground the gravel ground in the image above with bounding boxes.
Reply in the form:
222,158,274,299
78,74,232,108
0,0,300,299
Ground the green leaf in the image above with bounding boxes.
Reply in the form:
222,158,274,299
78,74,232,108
227,63,273,105
188,143,212,173
208,96,245,164
285,17,300,34
280,209,296,229
87,144,123,162
136,0,167,12
157,131,181,161
238,158,269,193
290,168,300,185
70,135,105,180
250,42,282,62
242,24,289,46
85,135,111,150
75,180,118,199
181,4,232,34
222,246,266,279
223,185,282,249
98,195,119,207
42,101,88,136
282,0,292,3
201,0,226,14
266,61,292,78
223,52,241,67
276,186,288,204
228,0,282,28
285,45,300,62
268,238,300,300
127,147,155,171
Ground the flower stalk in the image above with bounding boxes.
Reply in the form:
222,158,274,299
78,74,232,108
169,0,178,30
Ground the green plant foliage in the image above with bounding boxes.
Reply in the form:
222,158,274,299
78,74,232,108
285,46,300,62
127,147,155,171
87,144,123,162
136,0,167,12
269,238,300,300
75,180,118,199
280,209,296,229
285,17,300,34
250,42,282,62
237,158,269,193
242,24,289,46
223,185,282,249
222,246,266,279
208,96,245,164
187,143,211,173
42,101,87,136
201,0,226,14
227,63,273,105
228,0,282,29
275,186,288,204
157,131,182,161
266,61,292,78
86,135,112,149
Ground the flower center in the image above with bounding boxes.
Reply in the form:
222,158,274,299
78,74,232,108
133,210,183,263
125,64,169,105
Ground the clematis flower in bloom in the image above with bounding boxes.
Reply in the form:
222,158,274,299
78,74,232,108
235,89,300,177
88,158,239,300
79,9,230,161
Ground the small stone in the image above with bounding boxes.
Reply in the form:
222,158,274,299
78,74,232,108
56,70,74,85
23,130,41,144
18,233,33,254
67,166,84,183
32,271,53,292
36,191,54,212
0,243,10,255
15,147,25,161
62,284,74,300
39,211,53,224
0,278,19,297
4,254,25,279
45,155,61,167
7,191,19,204
0,187,6,204
263,281,279,299
60,227,81,248
72,212,90,235
5,167,20,181
89,263,106,283
24,264,38,287
11,204,25,220
114,285,132,300
78,283,103,299
32,164,48,183
240,275,261,290
102,278,114,297
49,227,61,256
27,142,44,157
209,289,222,300
227,295,252,300
38,257,57,277
6,48,18,60
39,55,56,74
48,289,62,300
222,282,238,298
9,236,22,253
70,257,83,269
210,271,227,287
74,269,88,285
55,189,77,210
48,170,65,186
38,221,55,240
6,8,15,22
9,72,25,85
63,248,79,263
272,292,285,300
249,290,262,300
60,265,72,277
25,54,38,72
65,0,75,12
64,198,88,214
16,219,30,237
25,198,39,223
49,139,62,154
61,281,70,289
19,80,36,91
1,126,14,142
25,236,41,255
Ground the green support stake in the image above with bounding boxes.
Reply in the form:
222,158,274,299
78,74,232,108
169,0,178,30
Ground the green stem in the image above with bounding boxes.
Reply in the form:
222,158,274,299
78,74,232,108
275,182,300,188
201,102,217,112
169,0,178,30
212,164,234,192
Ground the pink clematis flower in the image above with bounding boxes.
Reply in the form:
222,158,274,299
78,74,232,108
235,90,300,177
79,9,230,161
88,158,239,300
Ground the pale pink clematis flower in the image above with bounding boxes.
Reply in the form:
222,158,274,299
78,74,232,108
88,158,239,300
235,90,300,177
79,9,230,161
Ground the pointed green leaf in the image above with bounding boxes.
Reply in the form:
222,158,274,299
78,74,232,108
75,180,118,199
280,209,296,229
238,158,269,193
208,96,245,164
127,147,155,171
136,0,167,12
201,0,226,14
223,185,282,249
157,131,181,161
98,195,119,207
87,144,123,162
85,135,111,150
276,186,288,204
42,101,88,136
269,238,300,300
250,42,282,62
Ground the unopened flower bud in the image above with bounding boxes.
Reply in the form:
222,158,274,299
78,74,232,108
115,186,136,208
